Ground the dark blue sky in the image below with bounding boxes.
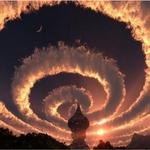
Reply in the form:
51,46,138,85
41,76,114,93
0,2,146,118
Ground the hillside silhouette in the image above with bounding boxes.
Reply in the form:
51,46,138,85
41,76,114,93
127,133,150,149
0,128,68,149
0,127,150,149
94,133,150,149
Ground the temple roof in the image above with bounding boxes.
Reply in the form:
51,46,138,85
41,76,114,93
68,103,89,132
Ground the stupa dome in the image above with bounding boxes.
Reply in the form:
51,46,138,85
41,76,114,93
68,103,89,132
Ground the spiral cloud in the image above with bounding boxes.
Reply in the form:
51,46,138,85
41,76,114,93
0,1,150,147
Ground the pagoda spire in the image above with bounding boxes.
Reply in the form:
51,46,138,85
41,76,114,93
68,102,89,149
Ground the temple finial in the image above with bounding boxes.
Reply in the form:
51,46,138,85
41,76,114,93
74,100,81,113
68,100,89,149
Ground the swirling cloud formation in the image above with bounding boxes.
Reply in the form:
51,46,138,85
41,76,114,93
0,1,150,147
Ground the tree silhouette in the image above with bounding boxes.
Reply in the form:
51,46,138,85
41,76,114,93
0,128,69,149
93,140,113,149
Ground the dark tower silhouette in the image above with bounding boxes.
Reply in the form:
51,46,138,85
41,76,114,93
68,102,89,149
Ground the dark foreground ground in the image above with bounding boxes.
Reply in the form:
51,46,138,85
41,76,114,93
0,128,149,149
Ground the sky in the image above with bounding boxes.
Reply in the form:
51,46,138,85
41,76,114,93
0,1,150,147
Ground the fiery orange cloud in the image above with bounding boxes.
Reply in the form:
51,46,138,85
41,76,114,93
11,43,125,145
0,120,22,135
44,85,93,128
0,101,40,133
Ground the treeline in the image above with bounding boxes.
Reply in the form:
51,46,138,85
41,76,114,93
93,140,126,149
1,127,145,149
0,128,68,149
0,127,120,149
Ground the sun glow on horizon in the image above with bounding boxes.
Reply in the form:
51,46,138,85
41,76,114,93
97,129,106,136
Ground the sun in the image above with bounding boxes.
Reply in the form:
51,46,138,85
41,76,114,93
97,129,106,135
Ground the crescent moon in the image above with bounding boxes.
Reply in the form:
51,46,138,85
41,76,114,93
36,25,42,32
